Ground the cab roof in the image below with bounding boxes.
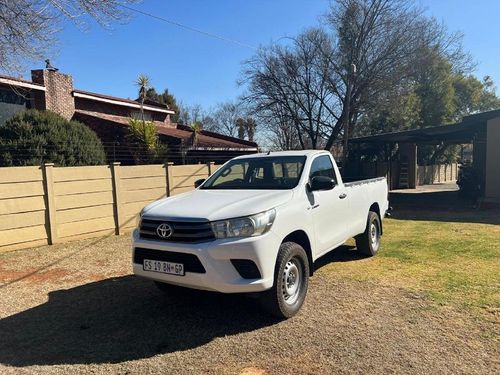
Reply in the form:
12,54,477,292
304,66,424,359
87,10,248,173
234,150,329,159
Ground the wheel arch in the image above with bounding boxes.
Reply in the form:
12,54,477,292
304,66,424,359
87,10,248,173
369,202,382,234
282,230,314,276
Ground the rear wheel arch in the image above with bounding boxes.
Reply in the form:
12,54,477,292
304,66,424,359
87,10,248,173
282,230,313,276
369,202,382,234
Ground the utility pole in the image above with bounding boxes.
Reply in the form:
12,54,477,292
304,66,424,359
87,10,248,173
342,63,356,171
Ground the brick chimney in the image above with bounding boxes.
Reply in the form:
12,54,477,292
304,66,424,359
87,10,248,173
31,69,75,120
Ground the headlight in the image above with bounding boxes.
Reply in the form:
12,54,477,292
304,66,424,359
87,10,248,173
211,209,276,239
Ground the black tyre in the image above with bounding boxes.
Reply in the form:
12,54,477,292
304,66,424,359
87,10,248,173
355,211,381,256
261,242,309,319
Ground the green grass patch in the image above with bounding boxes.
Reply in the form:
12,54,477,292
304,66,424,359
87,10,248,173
321,217,500,313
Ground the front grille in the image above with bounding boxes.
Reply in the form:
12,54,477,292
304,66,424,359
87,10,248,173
140,217,215,243
134,247,206,273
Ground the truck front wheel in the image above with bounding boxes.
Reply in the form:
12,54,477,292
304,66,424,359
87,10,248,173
261,242,309,319
355,211,381,256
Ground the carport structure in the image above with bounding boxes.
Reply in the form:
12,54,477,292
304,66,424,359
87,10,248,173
349,109,500,204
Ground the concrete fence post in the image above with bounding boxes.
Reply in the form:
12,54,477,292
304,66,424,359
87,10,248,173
165,162,174,197
42,163,58,244
207,162,215,176
110,162,122,235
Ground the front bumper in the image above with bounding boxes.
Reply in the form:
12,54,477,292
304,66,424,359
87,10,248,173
131,229,281,293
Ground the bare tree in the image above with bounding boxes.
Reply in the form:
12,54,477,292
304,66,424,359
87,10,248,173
242,28,337,149
242,0,467,158
209,101,245,137
245,118,256,142
249,101,302,150
0,0,137,73
236,118,246,139
176,102,211,128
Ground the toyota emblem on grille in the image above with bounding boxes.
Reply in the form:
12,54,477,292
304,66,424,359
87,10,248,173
156,223,173,238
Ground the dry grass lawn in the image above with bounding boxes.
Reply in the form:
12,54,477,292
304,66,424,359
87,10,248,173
0,211,498,374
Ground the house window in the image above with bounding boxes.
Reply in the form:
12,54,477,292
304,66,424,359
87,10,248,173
131,111,152,121
0,87,30,125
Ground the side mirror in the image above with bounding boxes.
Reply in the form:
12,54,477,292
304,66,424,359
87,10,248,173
194,179,205,188
309,176,336,191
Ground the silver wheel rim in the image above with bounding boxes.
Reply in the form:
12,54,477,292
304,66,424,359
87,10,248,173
370,222,380,251
282,257,302,305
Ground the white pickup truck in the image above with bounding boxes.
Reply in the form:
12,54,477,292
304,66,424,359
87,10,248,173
132,150,389,318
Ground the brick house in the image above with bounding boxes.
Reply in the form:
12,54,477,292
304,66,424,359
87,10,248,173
0,69,258,164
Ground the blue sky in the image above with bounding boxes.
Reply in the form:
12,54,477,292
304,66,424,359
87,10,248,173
36,0,500,109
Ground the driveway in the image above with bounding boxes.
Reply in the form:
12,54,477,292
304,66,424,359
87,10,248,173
0,229,498,374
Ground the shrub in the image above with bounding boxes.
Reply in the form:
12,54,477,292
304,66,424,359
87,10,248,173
457,163,482,202
0,110,106,166
127,117,166,164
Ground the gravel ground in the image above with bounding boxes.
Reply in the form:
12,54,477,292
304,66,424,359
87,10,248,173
0,234,498,374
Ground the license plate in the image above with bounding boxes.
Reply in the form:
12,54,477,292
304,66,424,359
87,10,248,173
143,259,184,276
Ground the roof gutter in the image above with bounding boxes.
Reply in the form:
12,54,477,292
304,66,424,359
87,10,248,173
0,77,46,91
73,91,175,114
188,147,259,152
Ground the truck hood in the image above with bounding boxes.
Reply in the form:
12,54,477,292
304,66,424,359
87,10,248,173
142,189,294,221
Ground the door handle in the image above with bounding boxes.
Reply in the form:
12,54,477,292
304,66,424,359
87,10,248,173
339,193,347,199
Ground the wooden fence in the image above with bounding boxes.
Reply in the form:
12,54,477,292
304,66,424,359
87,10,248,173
0,162,222,252
358,161,457,189
417,163,458,185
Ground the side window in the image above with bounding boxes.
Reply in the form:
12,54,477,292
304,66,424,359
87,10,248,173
309,155,336,182
131,111,153,121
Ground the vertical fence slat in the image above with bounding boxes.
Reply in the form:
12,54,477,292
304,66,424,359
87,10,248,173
42,163,58,244
166,162,174,197
111,162,122,235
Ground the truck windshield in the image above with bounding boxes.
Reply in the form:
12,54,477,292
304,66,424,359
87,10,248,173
201,156,307,190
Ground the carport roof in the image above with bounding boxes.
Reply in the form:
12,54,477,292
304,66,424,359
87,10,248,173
350,108,500,144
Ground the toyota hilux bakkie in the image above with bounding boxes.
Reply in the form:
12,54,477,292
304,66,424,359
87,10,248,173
132,150,389,318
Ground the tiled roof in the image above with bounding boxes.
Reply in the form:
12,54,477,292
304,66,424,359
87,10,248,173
73,90,175,114
74,109,162,126
73,110,258,150
74,89,168,109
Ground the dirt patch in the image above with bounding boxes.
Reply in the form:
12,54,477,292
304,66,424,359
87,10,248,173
0,266,71,285
239,368,266,375
23,268,72,284
0,268,38,284
0,235,498,374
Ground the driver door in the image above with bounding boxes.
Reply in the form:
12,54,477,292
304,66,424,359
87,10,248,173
308,155,349,255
